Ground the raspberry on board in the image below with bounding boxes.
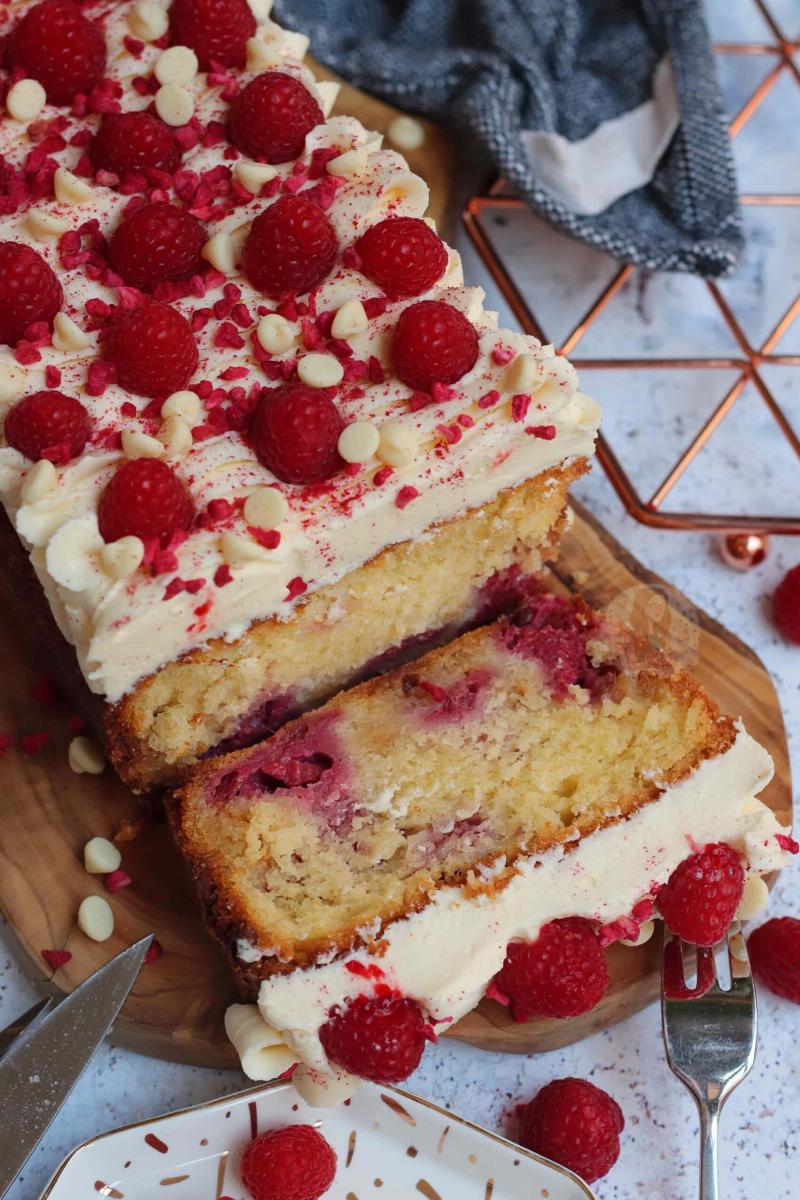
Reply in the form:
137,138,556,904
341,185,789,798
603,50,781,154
98,458,194,543
102,300,198,397
391,300,479,392
748,916,800,1003
243,195,338,298
319,993,432,1083
657,842,744,947
91,112,181,178
229,72,324,163
518,1077,624,1184
109,202,207,291
250,383,344,485
168,0,255,69
356,217,448,298
493,917,609,1021
773,565,800,645
241,1125,336,1200
0,243,63,347
6,0,106,106
4,390,91,464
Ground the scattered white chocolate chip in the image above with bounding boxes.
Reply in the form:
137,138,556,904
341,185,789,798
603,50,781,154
77,895,114,942
735,874,770,921
158,415,193,459
161,389,201,424
121,430,164,460
387,114,426,152
20,460,57,504
201,230,239,277
52,312,90,353
7,78,46,122
101,535,145,580
70,736,106,776
293,1063,361,1107
297,352,344,388
338,420,379,464
0,360,26,405
257,313,295,356
246,35,282,71
83,835,120,873
154,44,198,87
327,146,368,178
53,167,93,206
621,920,655,948
127,0,168,41
155,83,194,127
220,530,270,567
25,208,71,240
224,1004,297,1082
234,160,278,194
243,487,288,530
503,352,544,395
331,298,368,340
377,420,418,467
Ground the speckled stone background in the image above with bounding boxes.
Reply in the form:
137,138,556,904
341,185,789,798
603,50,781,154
2,1,799,1196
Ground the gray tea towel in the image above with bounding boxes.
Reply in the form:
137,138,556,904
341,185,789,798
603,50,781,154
273,0,742,277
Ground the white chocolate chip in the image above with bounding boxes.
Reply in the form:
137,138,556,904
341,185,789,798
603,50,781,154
53,167,93,206
101,535,145,580
155,45,198,87
243,487,288,530
20,459,57,503
245,35,282,71
735,874,770,922
122,430,164,460
297,352,344,388
201,230,239,277
257,313,295,356
331,298,368,340
387,114,426,152
0,360,26,405
377,420,418,467
293,1063,361,1107
155,83,194,127
7,78,46,122
338,420,379,464
621,920,655,948
161,389,201,424
327,146,368,178
26,208,71,240
220,530,270,566
127,0,168,41
234,160,278,194
157,415,193,459
83,835,120,873
70,737,106,777
77,895,114,942
503,352,544,394
52,312,90,353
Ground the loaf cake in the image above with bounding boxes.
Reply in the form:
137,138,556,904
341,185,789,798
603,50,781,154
169,588,791,1090
0,0,598,791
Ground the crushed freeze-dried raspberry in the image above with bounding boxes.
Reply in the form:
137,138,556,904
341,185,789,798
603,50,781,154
395,485,419,509
285,576,307,602
42,948,72,970
105,869,132,893
20,732,51,754
776,832,800,854
144,938,164,964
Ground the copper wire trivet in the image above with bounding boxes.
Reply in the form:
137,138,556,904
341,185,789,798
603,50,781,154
462,0,800,534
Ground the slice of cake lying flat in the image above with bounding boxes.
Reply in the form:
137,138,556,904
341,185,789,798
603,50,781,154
0,0,598,791
169,589,792,1092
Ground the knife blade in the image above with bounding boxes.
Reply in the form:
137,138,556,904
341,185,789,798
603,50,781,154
0,935,152,1198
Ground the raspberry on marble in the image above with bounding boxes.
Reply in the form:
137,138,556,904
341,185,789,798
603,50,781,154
518,1077,624,1184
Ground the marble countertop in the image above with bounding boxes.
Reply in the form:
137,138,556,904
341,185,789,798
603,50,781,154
2,1,799,1197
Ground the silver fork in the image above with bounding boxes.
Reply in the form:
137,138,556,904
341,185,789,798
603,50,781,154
661,924,757,1200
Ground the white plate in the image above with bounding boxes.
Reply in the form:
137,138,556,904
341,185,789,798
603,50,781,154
40,1079,596,1199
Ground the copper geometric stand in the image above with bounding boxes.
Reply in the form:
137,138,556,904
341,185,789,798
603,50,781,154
463,0,800,535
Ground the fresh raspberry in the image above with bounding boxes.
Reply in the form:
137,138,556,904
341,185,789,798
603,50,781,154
0,243,63,347
98,458,193,543
243,196,338,299
748,916,800,1003
319,993,431,1083
773,565,800,645
6,0,106,106
658,843,744,946
90,112,181,178
356,217,448,298
4,391,90,463
250,383,344,485
518,1077,624,1184
102,300,198,397
391,300,479,392
493,918,609,1021
168,0,255,69
241,1125,336,1200
229,72,324,163
109,202,206,291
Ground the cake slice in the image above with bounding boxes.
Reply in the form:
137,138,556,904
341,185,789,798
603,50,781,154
169,588,791,1087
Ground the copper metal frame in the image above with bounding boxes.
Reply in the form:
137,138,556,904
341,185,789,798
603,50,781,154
462,0,800,534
